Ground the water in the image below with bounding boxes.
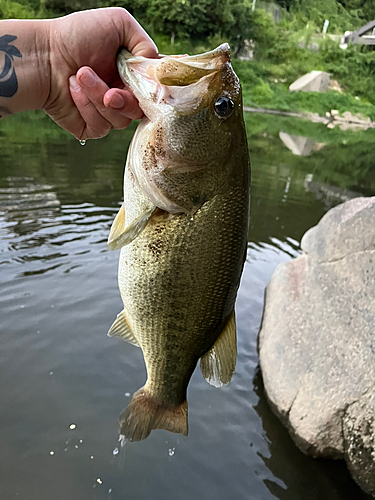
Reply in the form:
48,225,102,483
0,111,374,500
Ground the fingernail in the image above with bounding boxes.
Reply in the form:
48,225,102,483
109,93,125,109
69,75,80,91
79,69,97,88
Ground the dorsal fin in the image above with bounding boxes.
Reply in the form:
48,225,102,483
200,310,237,387
107,206,156,251
108,310,139,347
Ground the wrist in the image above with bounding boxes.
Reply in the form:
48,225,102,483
0,19,51,115
34,20,52,111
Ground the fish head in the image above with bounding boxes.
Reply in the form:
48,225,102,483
118,44,246,213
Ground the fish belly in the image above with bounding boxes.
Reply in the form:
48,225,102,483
119,185,248,399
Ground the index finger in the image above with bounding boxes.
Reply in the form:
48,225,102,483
114,8,159,58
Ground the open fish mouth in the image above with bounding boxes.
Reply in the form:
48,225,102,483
117,44,232,116
115,43,242,215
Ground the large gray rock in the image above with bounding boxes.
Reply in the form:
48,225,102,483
258,197,375,495
289,70,331,92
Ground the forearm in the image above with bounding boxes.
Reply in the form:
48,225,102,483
0,20,50,118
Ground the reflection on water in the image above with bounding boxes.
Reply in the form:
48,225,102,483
279,131,326,156
0,175,117,278
0,112,373,500
252,372,367,500
304,174,362,210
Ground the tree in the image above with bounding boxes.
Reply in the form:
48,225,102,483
124,0,257,51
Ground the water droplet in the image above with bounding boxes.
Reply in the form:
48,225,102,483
69,424,76,430
124,392,130,397
168,447,175,456
49,451,55,455
49,371,53,375
75,445,79,449
112,447,119,456
20,305,25,309
97,478,103,484
90,455,94,459
108,489,112,494
64,448,68,451
79,140,86,146
79,439,83,443
119,435,126,447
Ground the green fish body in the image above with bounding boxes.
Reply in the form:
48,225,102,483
108,44,250,441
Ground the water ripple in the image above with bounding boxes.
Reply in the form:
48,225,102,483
0,177,115,279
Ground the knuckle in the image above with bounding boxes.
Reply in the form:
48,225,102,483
83,92,106,113
82,99,94,111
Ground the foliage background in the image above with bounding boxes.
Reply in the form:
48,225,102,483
2,0,375,117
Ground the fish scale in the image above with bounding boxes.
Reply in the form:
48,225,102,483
119,174,248,407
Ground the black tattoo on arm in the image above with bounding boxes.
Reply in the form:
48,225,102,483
0,35,22,98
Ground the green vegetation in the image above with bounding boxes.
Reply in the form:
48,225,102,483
233,54,375,120
2,0,375,118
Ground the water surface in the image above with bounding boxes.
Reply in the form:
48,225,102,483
0,112,373,500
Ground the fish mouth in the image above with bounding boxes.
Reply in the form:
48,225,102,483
117,44,231,117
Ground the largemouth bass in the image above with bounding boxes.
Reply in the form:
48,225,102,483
107,44,250,441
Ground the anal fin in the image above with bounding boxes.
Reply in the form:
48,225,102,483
200,310,237,387
108,310,139,347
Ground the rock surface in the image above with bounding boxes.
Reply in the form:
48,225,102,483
289,70,331,92
258,196,375,496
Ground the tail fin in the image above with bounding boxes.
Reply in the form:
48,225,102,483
119,388,188,442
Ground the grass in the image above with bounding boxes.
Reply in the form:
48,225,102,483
233,52,375,121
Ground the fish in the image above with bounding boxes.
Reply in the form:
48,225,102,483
107,43,250,441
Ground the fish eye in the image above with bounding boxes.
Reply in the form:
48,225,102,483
214,96,234,118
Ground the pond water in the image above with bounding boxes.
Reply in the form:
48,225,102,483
0,111,374,500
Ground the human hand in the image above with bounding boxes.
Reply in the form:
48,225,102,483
44,8,158,140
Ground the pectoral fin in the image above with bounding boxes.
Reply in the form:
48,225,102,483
108,310,139,347
107,206,156,251
200,310,237,387
107,204,126,249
